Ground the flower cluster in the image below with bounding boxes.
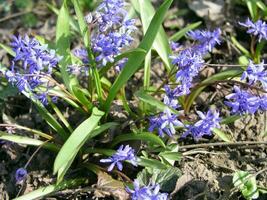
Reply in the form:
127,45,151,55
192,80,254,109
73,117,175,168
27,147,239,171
126,180,168,200
225,86,266,114
170,28,221,96
149,108,183,137
100,145,137,171
182,109,221,139
187,28,221,53
73,0,136,73
239,18,267,41
241,60,267,89
5,35,61,105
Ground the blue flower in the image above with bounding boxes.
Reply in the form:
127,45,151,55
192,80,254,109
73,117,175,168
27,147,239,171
74,0,136,71
225,86,259,114
239,18,267,41
15,168,27,183
241,60,267,89
258,95,267,111
187,28,221,53
182,109,221,139
170,48,204,95
100,145,137,171
149,108,183,137
6,35,61,105
126,180,168,200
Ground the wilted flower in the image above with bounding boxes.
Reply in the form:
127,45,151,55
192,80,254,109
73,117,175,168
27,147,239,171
15,168,27,183
100,145,137,171
241,60,267,89
126,179,168,200
239,18,267,41
225,86,259,114
182,109,221,139
149,108,183,137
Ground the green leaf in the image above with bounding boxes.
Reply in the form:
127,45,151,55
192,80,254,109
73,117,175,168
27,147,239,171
0,131,59,152
138,157,168,170
53,107,104,183
56,0,76,92
34,101,68,140
170,21,202,41
134,0,172,71
231,36,251,57
159,151,182,163
99,48,147,76
221,115,242,124
135,89,179,115
110,132,166,148
104,0,173,112
184,68,243,113
246,0,258,21
0,43,15,56
72,0,104,104
212,128,233,142
233,171,259,200
14,178,86,200
46,3,80,33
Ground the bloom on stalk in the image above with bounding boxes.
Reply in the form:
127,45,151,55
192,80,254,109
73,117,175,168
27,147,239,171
225,86,259,114
126,179,168,200
5,35,61,105
182,109,221,139
149,108,183,137
170,48,204,95
187,28,221,54
100,145,137,171
241,60,267,89
73,0,136,71
239,18,267,41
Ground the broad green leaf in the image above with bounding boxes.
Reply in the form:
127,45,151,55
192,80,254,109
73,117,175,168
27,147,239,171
53,107,104,183
104,0,173,112
110,132,166,148
184,68,243,113
46,3,80,33
159,151,182,163
0,43,15,56
72,87,93,111
14,178,86,200
170,21,202,41
233,171,259,199
56,0,76,92
134,0,172,71
212,128,233,142
135,89,179,115
138,157,168,170
0,131,59,152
